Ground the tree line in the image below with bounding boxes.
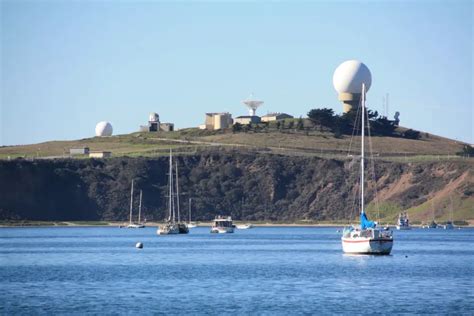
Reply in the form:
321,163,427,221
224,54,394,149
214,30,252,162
306,107,420,139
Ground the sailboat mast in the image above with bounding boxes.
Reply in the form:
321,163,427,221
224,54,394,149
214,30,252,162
138,190,142,223
175,161,180,223
129,179,134,225
361,83,365,214
168,150,173,222
189,198,192,223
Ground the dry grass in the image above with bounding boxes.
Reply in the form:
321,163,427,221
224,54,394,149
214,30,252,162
0,127,467,160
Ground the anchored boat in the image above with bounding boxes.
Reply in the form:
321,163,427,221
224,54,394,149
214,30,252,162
211,216,234,234
396,212,411,230
187,198,197,228
157,150,180,235
127,180,145,228
236,223,253,229
341,83,393,255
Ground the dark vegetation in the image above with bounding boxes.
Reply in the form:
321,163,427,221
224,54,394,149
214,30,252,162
457,145,474,157
0,150,470,222
306,108,414,139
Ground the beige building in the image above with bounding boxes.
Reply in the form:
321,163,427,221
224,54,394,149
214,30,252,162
234,115,261,125
89,151,112,158
261,113,293,122
160,123,174,132
204,113,233,130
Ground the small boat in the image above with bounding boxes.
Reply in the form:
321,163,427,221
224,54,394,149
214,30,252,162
236,223,253,229
187,198,197,228
396,212,411,230
443,221,455,230
158,223,180,235
127,180,145,228
211,216,234,234
444,197,455,230
157,150,180,235
341,83,393,255
428,220,438,229
174,160,188,234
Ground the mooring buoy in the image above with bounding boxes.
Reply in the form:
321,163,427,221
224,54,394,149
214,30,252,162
136,242,143,249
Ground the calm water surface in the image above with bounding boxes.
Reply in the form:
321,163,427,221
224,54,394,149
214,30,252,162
1,226,473,314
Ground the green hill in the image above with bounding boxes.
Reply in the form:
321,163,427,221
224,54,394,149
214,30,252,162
0,121,467,161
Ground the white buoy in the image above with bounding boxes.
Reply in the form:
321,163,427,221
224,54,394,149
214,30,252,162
136,242,143,249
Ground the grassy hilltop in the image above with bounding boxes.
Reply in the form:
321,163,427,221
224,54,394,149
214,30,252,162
0,118,468,161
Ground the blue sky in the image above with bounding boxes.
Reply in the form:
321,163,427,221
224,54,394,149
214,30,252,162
1,0,472,145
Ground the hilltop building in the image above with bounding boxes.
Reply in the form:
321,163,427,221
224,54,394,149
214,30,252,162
70,147,90,156
139,112,174,132
234,115,261,125
160,123,174,132
204,112,233,130
89,151,112,158
261,113,293,122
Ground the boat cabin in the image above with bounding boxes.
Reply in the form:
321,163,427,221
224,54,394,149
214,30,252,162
213,216,233,227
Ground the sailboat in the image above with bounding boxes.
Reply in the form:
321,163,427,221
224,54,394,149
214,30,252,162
127,180,145,228
157,150,180,235
425,200,438,229
443,196,455,229
341,84,393,255
175,160,189,234
187,198,197,228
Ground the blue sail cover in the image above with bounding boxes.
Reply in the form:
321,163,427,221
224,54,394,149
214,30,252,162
360,211,376,229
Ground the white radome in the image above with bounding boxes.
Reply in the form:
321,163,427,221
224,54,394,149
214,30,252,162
95,121,113,137
149,112,159,122
333,60,372,94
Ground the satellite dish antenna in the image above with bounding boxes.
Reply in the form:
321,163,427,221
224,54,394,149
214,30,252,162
242,93,264,116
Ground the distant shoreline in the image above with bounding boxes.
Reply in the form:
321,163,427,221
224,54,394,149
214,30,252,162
1,221,472,228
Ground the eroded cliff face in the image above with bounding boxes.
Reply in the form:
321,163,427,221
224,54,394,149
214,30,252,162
0,151,472,221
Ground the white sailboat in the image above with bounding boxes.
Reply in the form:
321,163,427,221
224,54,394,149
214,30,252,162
127,180,145,228
187,198,197,228
341,84,393,255
236,223,253,229
157,150,179,235
443,196,455,229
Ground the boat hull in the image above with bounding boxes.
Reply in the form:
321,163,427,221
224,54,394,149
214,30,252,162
157,224,180,235
236,224,253,229
127,224,145,228
210,227,234,234
396,225,411,230
341,237,393,255
178,223,189,234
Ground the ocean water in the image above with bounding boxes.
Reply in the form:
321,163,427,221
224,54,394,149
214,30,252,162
0,226,473,315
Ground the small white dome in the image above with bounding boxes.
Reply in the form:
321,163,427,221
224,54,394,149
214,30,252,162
149,112,159,122
95,121,113,137
333,60,372,94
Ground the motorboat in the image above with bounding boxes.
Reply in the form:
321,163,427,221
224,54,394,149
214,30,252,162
396,212,411,230
341,83,393,255
211,216,234,234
